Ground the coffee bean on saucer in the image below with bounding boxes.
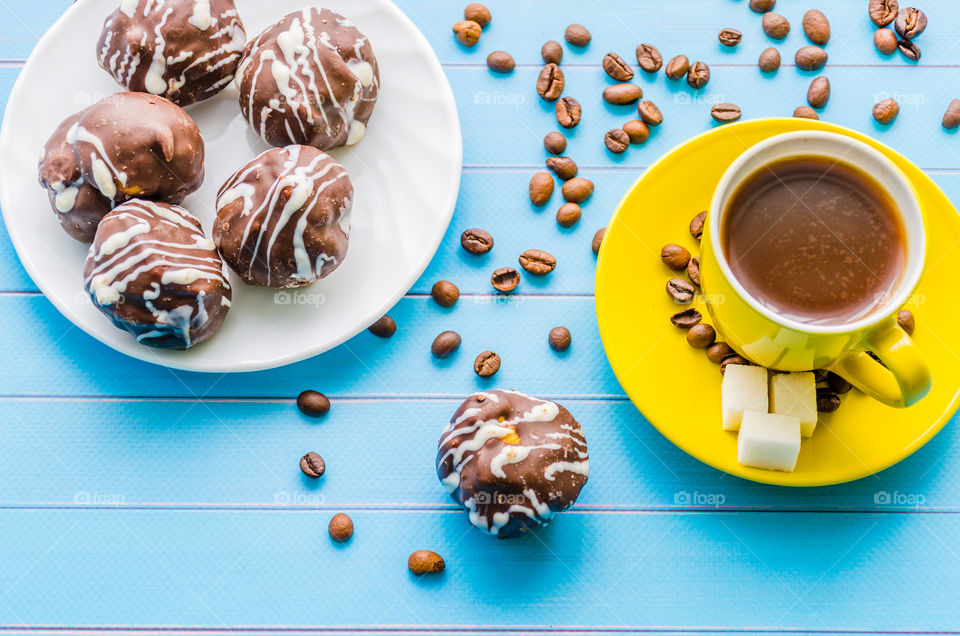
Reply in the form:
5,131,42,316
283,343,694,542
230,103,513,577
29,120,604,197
300,452,325,478
541,40,563,64
487,51,515,73
816,387,841,413
529,172,554,206
461,228,493,254
297,390,330,417
943,99,960,129
637,100,663,125
603,52,634,81
827,371,853,394
592,228,606,255
802,10,830,45
895,7,926,39
759,47,781,72
711,103,742,123
793,105,820,119
556,96,582,128
452,20,482,47
557,202,582,227
432,330,462,358
750,0,776,13
603,83,643,105
518,249,556,275
622,120,650,144
328,513,354,542
548,326,572,351
667,278,696,304
537,63,565,101
874,28,898,54
604,129,630,153
562,177,594,203
807,76,830,108
869,0,899,27
464,3,491,27
408,550,445,574
474,351,501,377
719,28,742,47
686,62,710,88
795,46,828,70
664,55,690,80
564,24,591,47
660,244,691,271
544,131,567,154
431,280,460,307
873,97,900,124
546,156,578,181
898,39,921,61
687,257,701,286
686,323,716,348
670,308,702,329
762,13,790,39
706,342,735,364
897,308,916,335
690,211,706,241
636,44,663,72
491,267,520,292
369,315,397,337
720,356,749,374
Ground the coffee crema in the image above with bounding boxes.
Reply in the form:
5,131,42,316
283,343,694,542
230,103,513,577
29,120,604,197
722,155,906,325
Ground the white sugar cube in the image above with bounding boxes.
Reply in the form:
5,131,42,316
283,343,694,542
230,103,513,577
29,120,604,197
721,364,768,431
771,372,818,438
737,410,801,472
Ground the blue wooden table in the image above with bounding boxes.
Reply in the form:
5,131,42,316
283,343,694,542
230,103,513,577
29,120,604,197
1,0,959,633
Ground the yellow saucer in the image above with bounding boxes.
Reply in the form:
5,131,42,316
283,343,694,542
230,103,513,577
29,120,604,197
595,118,960,486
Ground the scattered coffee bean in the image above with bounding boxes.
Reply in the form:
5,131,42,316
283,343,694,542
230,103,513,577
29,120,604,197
690,211,706,241
897,308,915,335
546,156,578,181
564,23,591,47
720,356,750,374
529,172,555,206
664,55,690,80
622,120,650,144
603,83,643,105
592,228,606,255
636,43,663,72
660,243,691,271
519,249,557,275
827,371,852,394
369,315,397,337
711,103,742,122
556,202,582,227
431,330,462,358
898,38,921,61
452,20,482,47
687,257,701,286
706,342,735,364
873,97,899,124
895,7,926,39
544,131,567,155
562,177,594,203
637,100,663,125
461,228,493,254
667,277,696,304
749,0,776,12
541,40,563,64
759,47,781,72
297,390,330,417
686,62,710,88
943,99,960,129
795,45,828,71
464,3,491,28
328,513,354,542
602,52,634,81
816,387,841,413
555,96,582,128
874,28,898,55
604,129,630,153
491,267,520,292
807,76,830,108
408,550,445,575
300,452,325,478
474,351,501,377
762,13,791,39
487,50,515,73
793,105,820,119
719,28,742,47
869,0,899,27
813,369,831,384
431,280,460,307
548,326,572,352
802,10,830,45
671,308,702,329
537,63,565,101
686,323,717,348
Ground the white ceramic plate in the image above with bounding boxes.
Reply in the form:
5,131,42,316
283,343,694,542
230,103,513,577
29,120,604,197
0,0,461,373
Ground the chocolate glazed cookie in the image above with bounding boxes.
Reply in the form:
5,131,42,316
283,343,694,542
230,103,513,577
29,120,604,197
236,7,380,150
214,145,353,288
97,0,247,106
437,390,589,538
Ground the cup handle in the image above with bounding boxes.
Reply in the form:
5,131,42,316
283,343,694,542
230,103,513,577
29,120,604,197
828,317,932,408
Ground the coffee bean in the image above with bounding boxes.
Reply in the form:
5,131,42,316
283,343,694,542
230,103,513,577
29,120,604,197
816,387,841,413
813,369,831,384
762,13,791,39
749,0,776,12
719,28,742,47
300,452,325,478
464,3,491,28
328,513,354,542
873,97,899,124
869,0,899,27
369,315,397,337
556,97,582,128
602,52,634,81
491,267,520,292
548,326,572,352
519,249,556,275
827,371,852,394
795,46,828,71
544,131,567,155
666,277,696,304
529,172,555,206
431,280,460,307
637,100,663,125
802,10,830,45
686,62,710,89
671,308,702,329
431,330,462,358
874,28,898,55
541,40,563,64
297,390,330,417
408,550,445,574
690,211,706,241
720,356,750,374
461,228,493,254
686,323,717,348
474,351,501,377
636,43,663,72
706,342,735,364
897,308,915,335
592,228,606,255
562,177,594,203
487,50,515,73
537,63,565,101
793,105,820,119
898,38,921,61
807,76,830,108
758,47,781,72
557,202,582,227
622,120,650,144
452,20,482,47
895,7,926,39
660,243,691,271
564,24,591,47
943,99,960,129
603,83,643,105
604,129,630,154
711,103,742,122
664,55,689,80
687,257,701,286
546,156,578,181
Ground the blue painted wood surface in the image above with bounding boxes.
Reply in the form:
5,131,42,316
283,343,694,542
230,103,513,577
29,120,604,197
1,0,959,633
